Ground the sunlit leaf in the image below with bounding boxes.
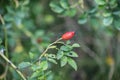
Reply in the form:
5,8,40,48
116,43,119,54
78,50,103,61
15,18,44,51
102,12,111,17
72,43,80,47
60,0,69,9
78,13,87,24
103,17,113,26
49,46,56,49
68,58,77,71
60,56,67,67
114,19,120,30
18,62,31,69
47,54,56,58
40,61,48,70
63,9,76,17
48,58,57,64
30,70,43,79
95,0,106,5
66,51,78,57
29,52,34,59
57,50,64,60
4,14,13,21
60,45,71,51
66,40,71,44
50,1,64,13
30,71,39,78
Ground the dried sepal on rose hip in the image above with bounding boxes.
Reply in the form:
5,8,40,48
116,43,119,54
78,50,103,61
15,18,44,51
61,31,75,40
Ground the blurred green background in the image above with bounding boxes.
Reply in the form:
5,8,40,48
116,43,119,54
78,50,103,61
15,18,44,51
0,0,120,80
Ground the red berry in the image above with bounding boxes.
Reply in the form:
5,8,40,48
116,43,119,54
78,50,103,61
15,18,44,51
62,31,75,40
37,38,42,43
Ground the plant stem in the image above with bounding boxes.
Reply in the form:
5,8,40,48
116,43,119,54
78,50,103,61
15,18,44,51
0,14,9,79
3,25,9,80
0,52,27,80
0,14,5,25
38,38,62,62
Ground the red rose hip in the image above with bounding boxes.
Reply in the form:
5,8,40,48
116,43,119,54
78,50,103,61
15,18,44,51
62,31,75,40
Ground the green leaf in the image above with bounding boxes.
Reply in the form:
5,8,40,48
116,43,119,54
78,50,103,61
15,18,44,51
113,11,120,15
31,65,41,71
66,40,71,44
78,13,87,24
4,14,14,22
49,46,56,49
40,61,48,70
22,0,29,5
109,0,116,5
60,0,69,9
63,9,76,17
30,70,43,79
57,50,64,60
38,75,46,80
102,12,111,17
6,6,14,14
95,0,106,5
60,56,67,67
48,58,57,64
45,71,52,76
72,43,80,47
30,71,39,78
66,51,78,57
103,17,113,26
35,30,44,37
29,52,34,59
68,58,77,71
60,45,71,51
47,54,56,58
50,1,64,13
18,62,31,69
114,20,120,30
88,8,97,14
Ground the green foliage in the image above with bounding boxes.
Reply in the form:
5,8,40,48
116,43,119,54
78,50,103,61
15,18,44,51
67,58,77,71
95,0,106,5
50,0,76,17
0,39,2,45
60,0,69,9
72,43,80,48
49,0,120,80
78,13,88,24
18,62,31,69
66,51,78,57
57,50,64,60
40,60,49,70
103,16,113,26
48,58,57,64
50,0,120,30
50,1,64,13
0,0,120,80
60,56,68,67
29,52,34,59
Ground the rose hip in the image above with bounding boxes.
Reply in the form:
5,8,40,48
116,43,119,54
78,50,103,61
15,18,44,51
62,31,75,40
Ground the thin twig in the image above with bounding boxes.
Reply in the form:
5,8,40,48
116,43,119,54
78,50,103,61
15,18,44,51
3,27,9,80
13,0,19,8
38,38,62,60
27,38,63,66
0,52,27,80
0,14,9,79
108,62,115,80
0,14,5,25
